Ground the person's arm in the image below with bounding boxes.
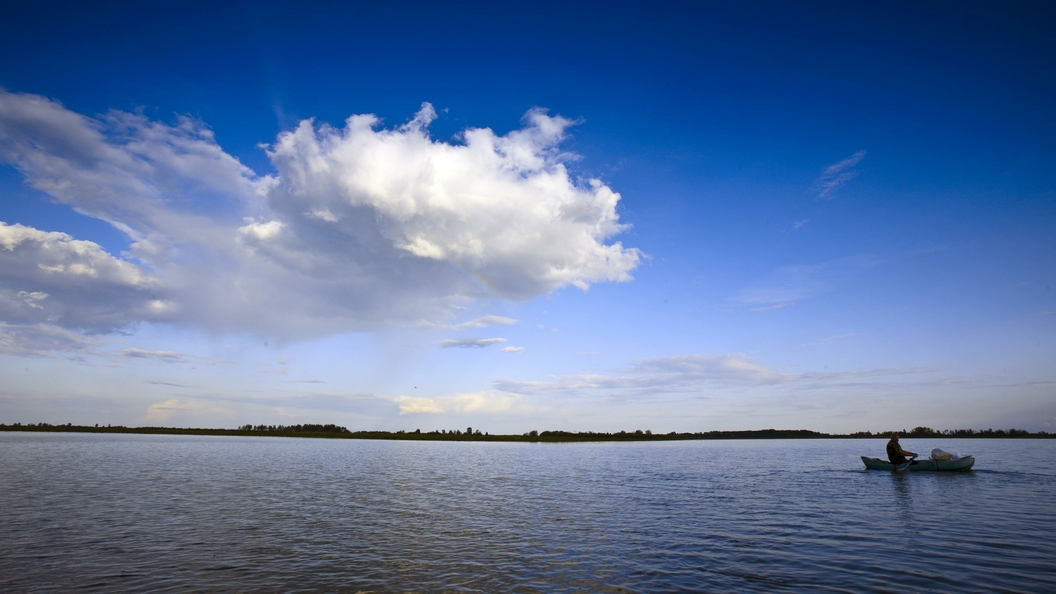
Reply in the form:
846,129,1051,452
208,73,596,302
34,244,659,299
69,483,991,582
899,446,917,457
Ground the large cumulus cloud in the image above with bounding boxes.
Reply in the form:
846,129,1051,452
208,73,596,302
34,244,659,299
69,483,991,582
263,103,638,298
0,90,640,343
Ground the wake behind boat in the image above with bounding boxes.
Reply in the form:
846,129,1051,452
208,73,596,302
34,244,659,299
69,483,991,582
861,455,975,471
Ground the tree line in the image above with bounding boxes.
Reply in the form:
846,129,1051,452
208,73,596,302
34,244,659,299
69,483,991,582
849,426,1045,438
1,422,1051,440
238,424,351,434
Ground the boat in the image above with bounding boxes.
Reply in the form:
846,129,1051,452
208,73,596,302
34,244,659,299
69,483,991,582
861,455,975,471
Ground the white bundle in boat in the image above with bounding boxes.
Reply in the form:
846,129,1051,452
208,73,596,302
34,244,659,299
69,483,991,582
931,448,959,461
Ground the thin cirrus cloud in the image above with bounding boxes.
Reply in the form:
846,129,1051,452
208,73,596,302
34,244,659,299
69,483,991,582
488,353,940,401
492,354,793,398
750,302,793,312
0,90,640,349
801,332,860,347
145,380,192,388
455,315,517,329
0,322,99,357
119,347,186,363
731,263,833,307
812,150,865,199
440,337,507,349
143,398,232,422
731,254,885,310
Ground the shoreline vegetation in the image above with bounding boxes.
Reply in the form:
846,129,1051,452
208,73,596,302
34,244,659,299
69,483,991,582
1,423,1052,442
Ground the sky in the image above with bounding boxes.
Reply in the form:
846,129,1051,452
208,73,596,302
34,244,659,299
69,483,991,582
1,1,1054,433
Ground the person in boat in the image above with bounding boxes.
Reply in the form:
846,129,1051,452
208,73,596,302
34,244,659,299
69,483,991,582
886,434,917,465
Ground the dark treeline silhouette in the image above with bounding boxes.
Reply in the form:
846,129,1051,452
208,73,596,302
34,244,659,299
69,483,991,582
0,422,1051,441
848,426,1043,438
238,424,351,434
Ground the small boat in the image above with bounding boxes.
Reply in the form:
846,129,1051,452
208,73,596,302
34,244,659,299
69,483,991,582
861,455,975,471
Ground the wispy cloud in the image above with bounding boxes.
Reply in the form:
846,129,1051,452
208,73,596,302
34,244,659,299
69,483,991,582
191,391,395,417
0,323,100,357
416,315,519,330
731,254,886,309
494,354,792,399
491,353,938,402
147,380,192,388
455,315,518,329
732,263,832,305
792,219,810,231
119,347,186,363
968,379,1056,389
801,332,860,347
750,302,793,312
499,346,524,353
813,150,865,199
791,367,944,391
142,398,237,423
440,337,507,348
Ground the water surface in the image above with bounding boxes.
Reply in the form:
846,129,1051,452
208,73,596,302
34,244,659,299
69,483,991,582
2,434,1054,592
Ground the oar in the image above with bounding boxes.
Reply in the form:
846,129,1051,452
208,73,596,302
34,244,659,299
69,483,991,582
896,455,917,472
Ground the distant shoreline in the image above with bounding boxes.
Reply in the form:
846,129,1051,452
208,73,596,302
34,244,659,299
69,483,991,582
1,424,1052,442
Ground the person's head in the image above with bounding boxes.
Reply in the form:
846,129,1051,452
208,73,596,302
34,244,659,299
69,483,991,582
890,433,899,441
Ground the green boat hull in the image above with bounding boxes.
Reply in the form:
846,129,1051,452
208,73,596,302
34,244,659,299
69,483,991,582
861,455,975,471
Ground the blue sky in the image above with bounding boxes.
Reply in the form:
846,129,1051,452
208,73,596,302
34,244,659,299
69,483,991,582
1,1,1053,433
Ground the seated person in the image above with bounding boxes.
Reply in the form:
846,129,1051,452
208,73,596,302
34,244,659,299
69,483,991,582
886,434,917,464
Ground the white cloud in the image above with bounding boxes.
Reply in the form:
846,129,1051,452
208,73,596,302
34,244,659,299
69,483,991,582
392,390,526,415
455,315,517,329
236,220,284,242
440,337,507,348
0,90,640,345
792,219,810,230
390,395,445,414
305,208,338,223
263,102,641,300
499,346,524,353
812,150,865,199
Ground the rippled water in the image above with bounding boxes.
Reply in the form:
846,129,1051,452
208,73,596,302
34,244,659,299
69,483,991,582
2,434,1054,592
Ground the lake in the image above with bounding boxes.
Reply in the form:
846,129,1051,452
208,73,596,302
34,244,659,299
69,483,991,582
2,433,1054,592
